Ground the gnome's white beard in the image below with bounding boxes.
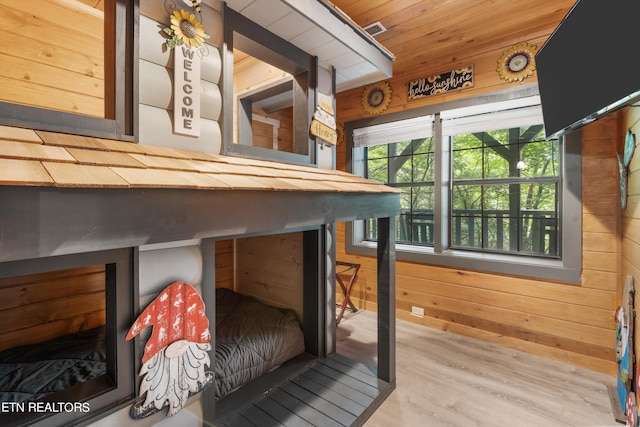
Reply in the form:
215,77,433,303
138,341,211,417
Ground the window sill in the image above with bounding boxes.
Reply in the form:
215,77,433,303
347,238,581,284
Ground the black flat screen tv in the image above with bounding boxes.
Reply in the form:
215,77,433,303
536,0,640,138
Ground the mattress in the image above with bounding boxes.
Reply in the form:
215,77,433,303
215,288,305,399
0,327,106,403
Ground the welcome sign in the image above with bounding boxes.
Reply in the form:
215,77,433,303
407,65,474,101
174,46,201,137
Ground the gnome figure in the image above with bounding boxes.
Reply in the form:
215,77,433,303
126,281,213,418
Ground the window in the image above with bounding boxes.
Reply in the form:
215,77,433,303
223,5,316,165
355,116,436,245
347,89,582,282
0,249,136,427
445,103,559,257
0,0,135,139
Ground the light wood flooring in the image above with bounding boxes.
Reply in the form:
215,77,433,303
336,310,619,427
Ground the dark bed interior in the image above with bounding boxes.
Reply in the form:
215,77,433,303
0,264,109,408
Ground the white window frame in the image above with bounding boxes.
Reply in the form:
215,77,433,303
345,87,582,283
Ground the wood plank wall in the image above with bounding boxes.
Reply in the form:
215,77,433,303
336,32,621,374
216,239,234,290
235,233,304,321
0,0,105,117
252,106,294,152
234,54,293,148
0,266,106,352
621,107,640,365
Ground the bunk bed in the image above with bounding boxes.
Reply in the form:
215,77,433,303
0,126,400,426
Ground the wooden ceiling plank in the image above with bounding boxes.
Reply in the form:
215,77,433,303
334,0,572,78
377,0,569,55
337,0,426,27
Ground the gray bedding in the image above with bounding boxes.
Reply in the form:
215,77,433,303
215,288,305,399
0,327,106,403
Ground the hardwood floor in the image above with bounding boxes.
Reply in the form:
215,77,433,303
336,310,619,427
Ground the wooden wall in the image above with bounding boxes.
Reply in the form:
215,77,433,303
0,266,106,352
235,233,304,321
234,54,292,148
252,106,294,152
0,0,105,117
622,107,640,365
336,26,622,374
216,239,234,290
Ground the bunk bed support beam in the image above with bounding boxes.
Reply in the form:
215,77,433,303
377,216,396,384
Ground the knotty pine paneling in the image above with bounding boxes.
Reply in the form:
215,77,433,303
216,239,234,290
0,266,106,351
337,92,621,374
0,0,105,117
235,233,304,321
252,106,294,152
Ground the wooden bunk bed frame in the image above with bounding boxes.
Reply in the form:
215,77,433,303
0,127,400,426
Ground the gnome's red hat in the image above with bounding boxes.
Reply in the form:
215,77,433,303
126,281,211,364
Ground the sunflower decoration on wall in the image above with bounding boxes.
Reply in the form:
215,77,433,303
361,81,392,116
164,2,210,50
497,42,538,82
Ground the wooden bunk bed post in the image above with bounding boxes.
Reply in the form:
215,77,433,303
377,216,396,384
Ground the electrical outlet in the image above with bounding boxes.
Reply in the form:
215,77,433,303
411,305,424,317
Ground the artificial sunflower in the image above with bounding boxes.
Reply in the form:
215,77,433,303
360,81,392,116
164,9,208,49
